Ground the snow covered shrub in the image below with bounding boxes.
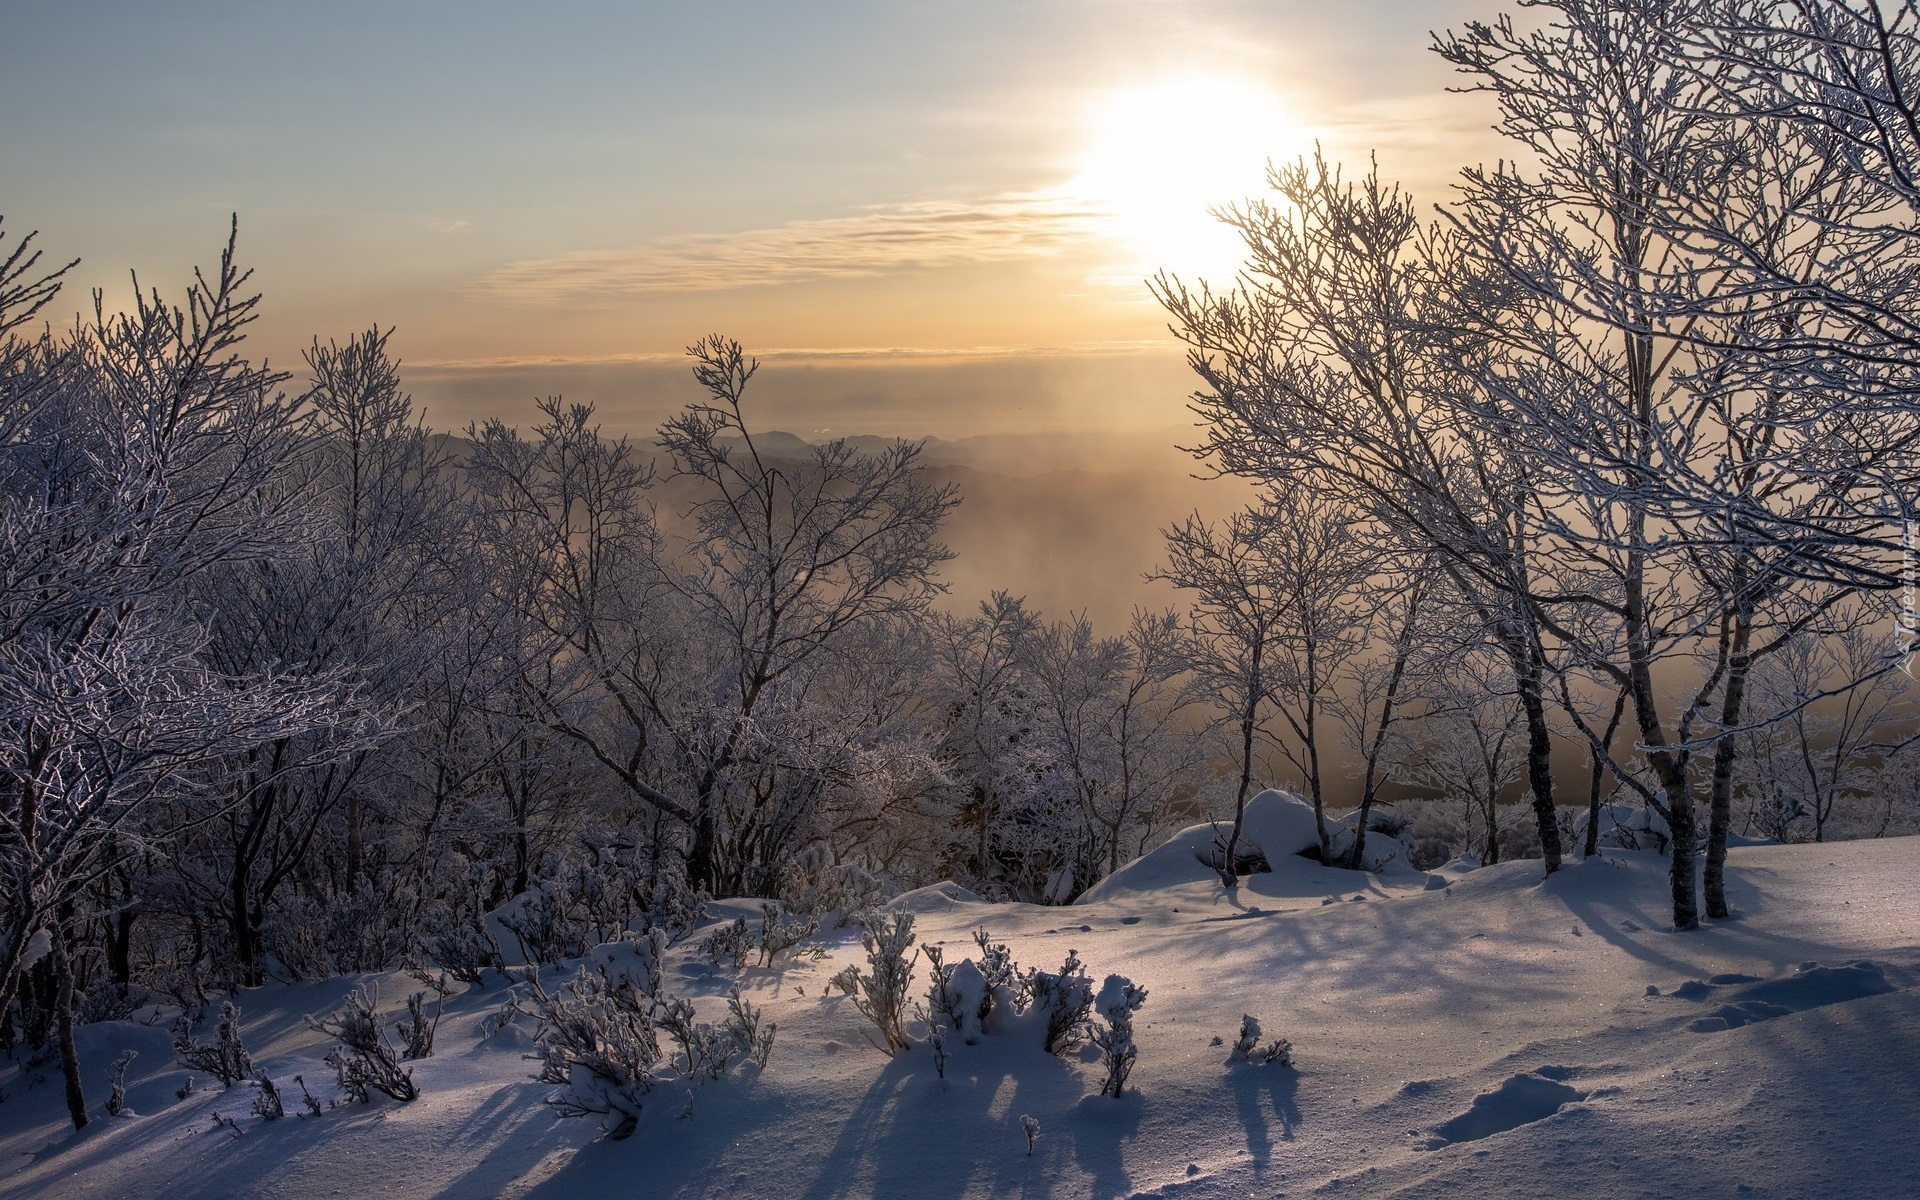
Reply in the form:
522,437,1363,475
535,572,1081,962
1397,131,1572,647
757,903,823,966
294,1074,323,1117
641,870,709,944
1230,1014,1291,1066
1231,1013,1261,1061
828,964,861,996
930,1024,948,1078
1367,811,1412,838
530,935,761,1138
1090,975,1147,1097
659,995,740,1080
594,927,669,997
925,943,958,1025
1027,949,1095,1055
480,989,529,1042
529,964,660,1139
972,929,1025,1010
725,988,776,1068
76,980,152,1026
497,876,589,966
1021,1113,1041,1155
262,875,417,979
250,1072,284,1121
421,903,502,984
926,945,990,1044
173,1001,252,1087
851,911,919,1054
104,1050,136,1117
398,990,441,1060
702,917,753,971
310,986,418,1103
780,847,887,929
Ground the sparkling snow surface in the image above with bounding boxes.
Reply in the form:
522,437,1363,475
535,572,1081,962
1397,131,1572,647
3,833,1916,1200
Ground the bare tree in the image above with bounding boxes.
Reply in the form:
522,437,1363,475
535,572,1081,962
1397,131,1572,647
0,222,350,1125
1156,493,1358,881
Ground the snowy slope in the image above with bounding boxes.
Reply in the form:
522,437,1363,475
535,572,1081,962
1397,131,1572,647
2,837,1916,1200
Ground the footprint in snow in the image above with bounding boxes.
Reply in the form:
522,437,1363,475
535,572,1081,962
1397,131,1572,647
1663,961,1895,1032
1419,1070,1588,1149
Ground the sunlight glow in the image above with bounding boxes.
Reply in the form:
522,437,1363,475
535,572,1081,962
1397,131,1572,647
1069,77,1308,284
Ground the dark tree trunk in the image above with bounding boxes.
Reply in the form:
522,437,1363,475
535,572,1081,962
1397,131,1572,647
1516,657,1562,873
107,908,136,989
51,928,88,1131
1584,690,1627,859
1221,704,1259,888
345,791,364,893
232,854,263,989
1704,615,1752,920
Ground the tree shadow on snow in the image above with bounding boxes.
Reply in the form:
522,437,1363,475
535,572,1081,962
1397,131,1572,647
791,1040,1107,1200
1227,1063,1301,1167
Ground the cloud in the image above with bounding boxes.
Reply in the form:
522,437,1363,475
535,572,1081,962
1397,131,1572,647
465,192,1112,304
406,339,1171,372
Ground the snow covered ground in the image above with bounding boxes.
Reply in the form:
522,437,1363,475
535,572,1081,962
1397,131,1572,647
4,815,1916,1199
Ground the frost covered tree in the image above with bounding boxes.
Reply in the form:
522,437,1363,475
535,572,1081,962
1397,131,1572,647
1155,154,1572,880
165,327,445,984
480,336,959,897
1013,607,1205,898
1156,494,1352,879
929,591,1045,891
0,222,350,1124
1435,0,1910,925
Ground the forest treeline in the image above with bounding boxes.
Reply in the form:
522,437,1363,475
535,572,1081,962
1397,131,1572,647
4,0,1920,1097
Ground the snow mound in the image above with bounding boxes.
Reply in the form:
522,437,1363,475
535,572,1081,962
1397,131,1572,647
1077,790,1324,901
1662,960,1897,1032
1423,1070,1587,1147
1572,801,1670,852
890,880,984,913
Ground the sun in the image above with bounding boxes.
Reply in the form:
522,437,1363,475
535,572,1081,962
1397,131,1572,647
1069,77,1307,283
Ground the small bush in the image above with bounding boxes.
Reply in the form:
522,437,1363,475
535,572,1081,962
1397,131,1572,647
781,849,887,929
105,1049,136,1117
1027,950,1094,1055
1230,1013,1292,1066
1090,975,1147,1097
757,903,823,966
422,904,503,984
173,1002,252,1088
529,965,659,1139
250,1073,284,1121
398,990,441,1060
851,911,918,1054
293,1074,323,1117
702,917,752,971
724,988,776,1068
827,964,861,996
309,987,418,1103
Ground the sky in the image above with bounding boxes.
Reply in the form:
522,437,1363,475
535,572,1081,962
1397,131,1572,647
2,0,1499,438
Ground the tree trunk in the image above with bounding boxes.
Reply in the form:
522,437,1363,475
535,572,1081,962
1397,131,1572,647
1584,689,1628,859
1704,614,1753,920
1516,656,1562,873
1221,705,1258,888
51,928,88,1131
345,790,364,893
232,853,263,989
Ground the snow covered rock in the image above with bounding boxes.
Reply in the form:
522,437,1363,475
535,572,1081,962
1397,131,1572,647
1077,790,1327,900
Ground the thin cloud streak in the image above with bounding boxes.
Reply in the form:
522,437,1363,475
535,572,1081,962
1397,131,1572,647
406,339,1172,372
465,192,1113,303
